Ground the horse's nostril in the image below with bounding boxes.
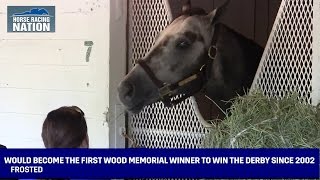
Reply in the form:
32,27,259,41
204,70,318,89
121,82,135,101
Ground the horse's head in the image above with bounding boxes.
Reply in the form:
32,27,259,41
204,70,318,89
118,2,229,113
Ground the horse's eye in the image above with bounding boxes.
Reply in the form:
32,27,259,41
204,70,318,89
176,40,190,49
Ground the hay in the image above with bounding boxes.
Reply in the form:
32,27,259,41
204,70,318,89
203,92,320,148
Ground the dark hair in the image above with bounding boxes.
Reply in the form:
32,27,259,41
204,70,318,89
41,106,88,148
179,7,208,17
0,144,7,148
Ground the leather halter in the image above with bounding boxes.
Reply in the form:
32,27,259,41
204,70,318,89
137,25,220,107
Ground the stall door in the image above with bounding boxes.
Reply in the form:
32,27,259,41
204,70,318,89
126,0,281,148
127,0,208,148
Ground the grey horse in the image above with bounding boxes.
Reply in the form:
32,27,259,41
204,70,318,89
118,2,263,116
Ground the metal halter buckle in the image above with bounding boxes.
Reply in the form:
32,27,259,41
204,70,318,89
159,84,172,98
208,45,217,60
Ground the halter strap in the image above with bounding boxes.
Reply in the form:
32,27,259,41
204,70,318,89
205,24,220,80
136,59,164,88
136,24,221,107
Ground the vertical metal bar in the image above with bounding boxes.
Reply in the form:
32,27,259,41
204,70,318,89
108,0,127,148
312,0,320,105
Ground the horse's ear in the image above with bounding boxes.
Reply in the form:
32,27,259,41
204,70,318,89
182,0,191,13
208,0,229,24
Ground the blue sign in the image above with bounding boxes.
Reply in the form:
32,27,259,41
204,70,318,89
7,6,55,32
0,148,318,179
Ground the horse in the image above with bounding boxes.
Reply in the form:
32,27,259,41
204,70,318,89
117,1,263,119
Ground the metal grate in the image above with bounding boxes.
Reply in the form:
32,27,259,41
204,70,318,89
252,0,313,103
127,0,208,148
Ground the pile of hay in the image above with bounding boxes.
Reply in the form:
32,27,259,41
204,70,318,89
203,92,320,148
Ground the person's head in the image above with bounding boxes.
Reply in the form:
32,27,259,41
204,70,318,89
41,106,89,148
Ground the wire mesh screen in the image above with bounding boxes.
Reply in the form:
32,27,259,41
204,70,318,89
127,0,208,148
251,0,313,103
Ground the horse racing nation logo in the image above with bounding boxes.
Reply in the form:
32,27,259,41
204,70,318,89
7,6,55,32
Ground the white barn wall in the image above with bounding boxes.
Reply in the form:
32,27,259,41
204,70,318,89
0,0,110,148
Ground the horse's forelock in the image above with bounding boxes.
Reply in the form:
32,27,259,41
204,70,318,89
179,7,208,17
